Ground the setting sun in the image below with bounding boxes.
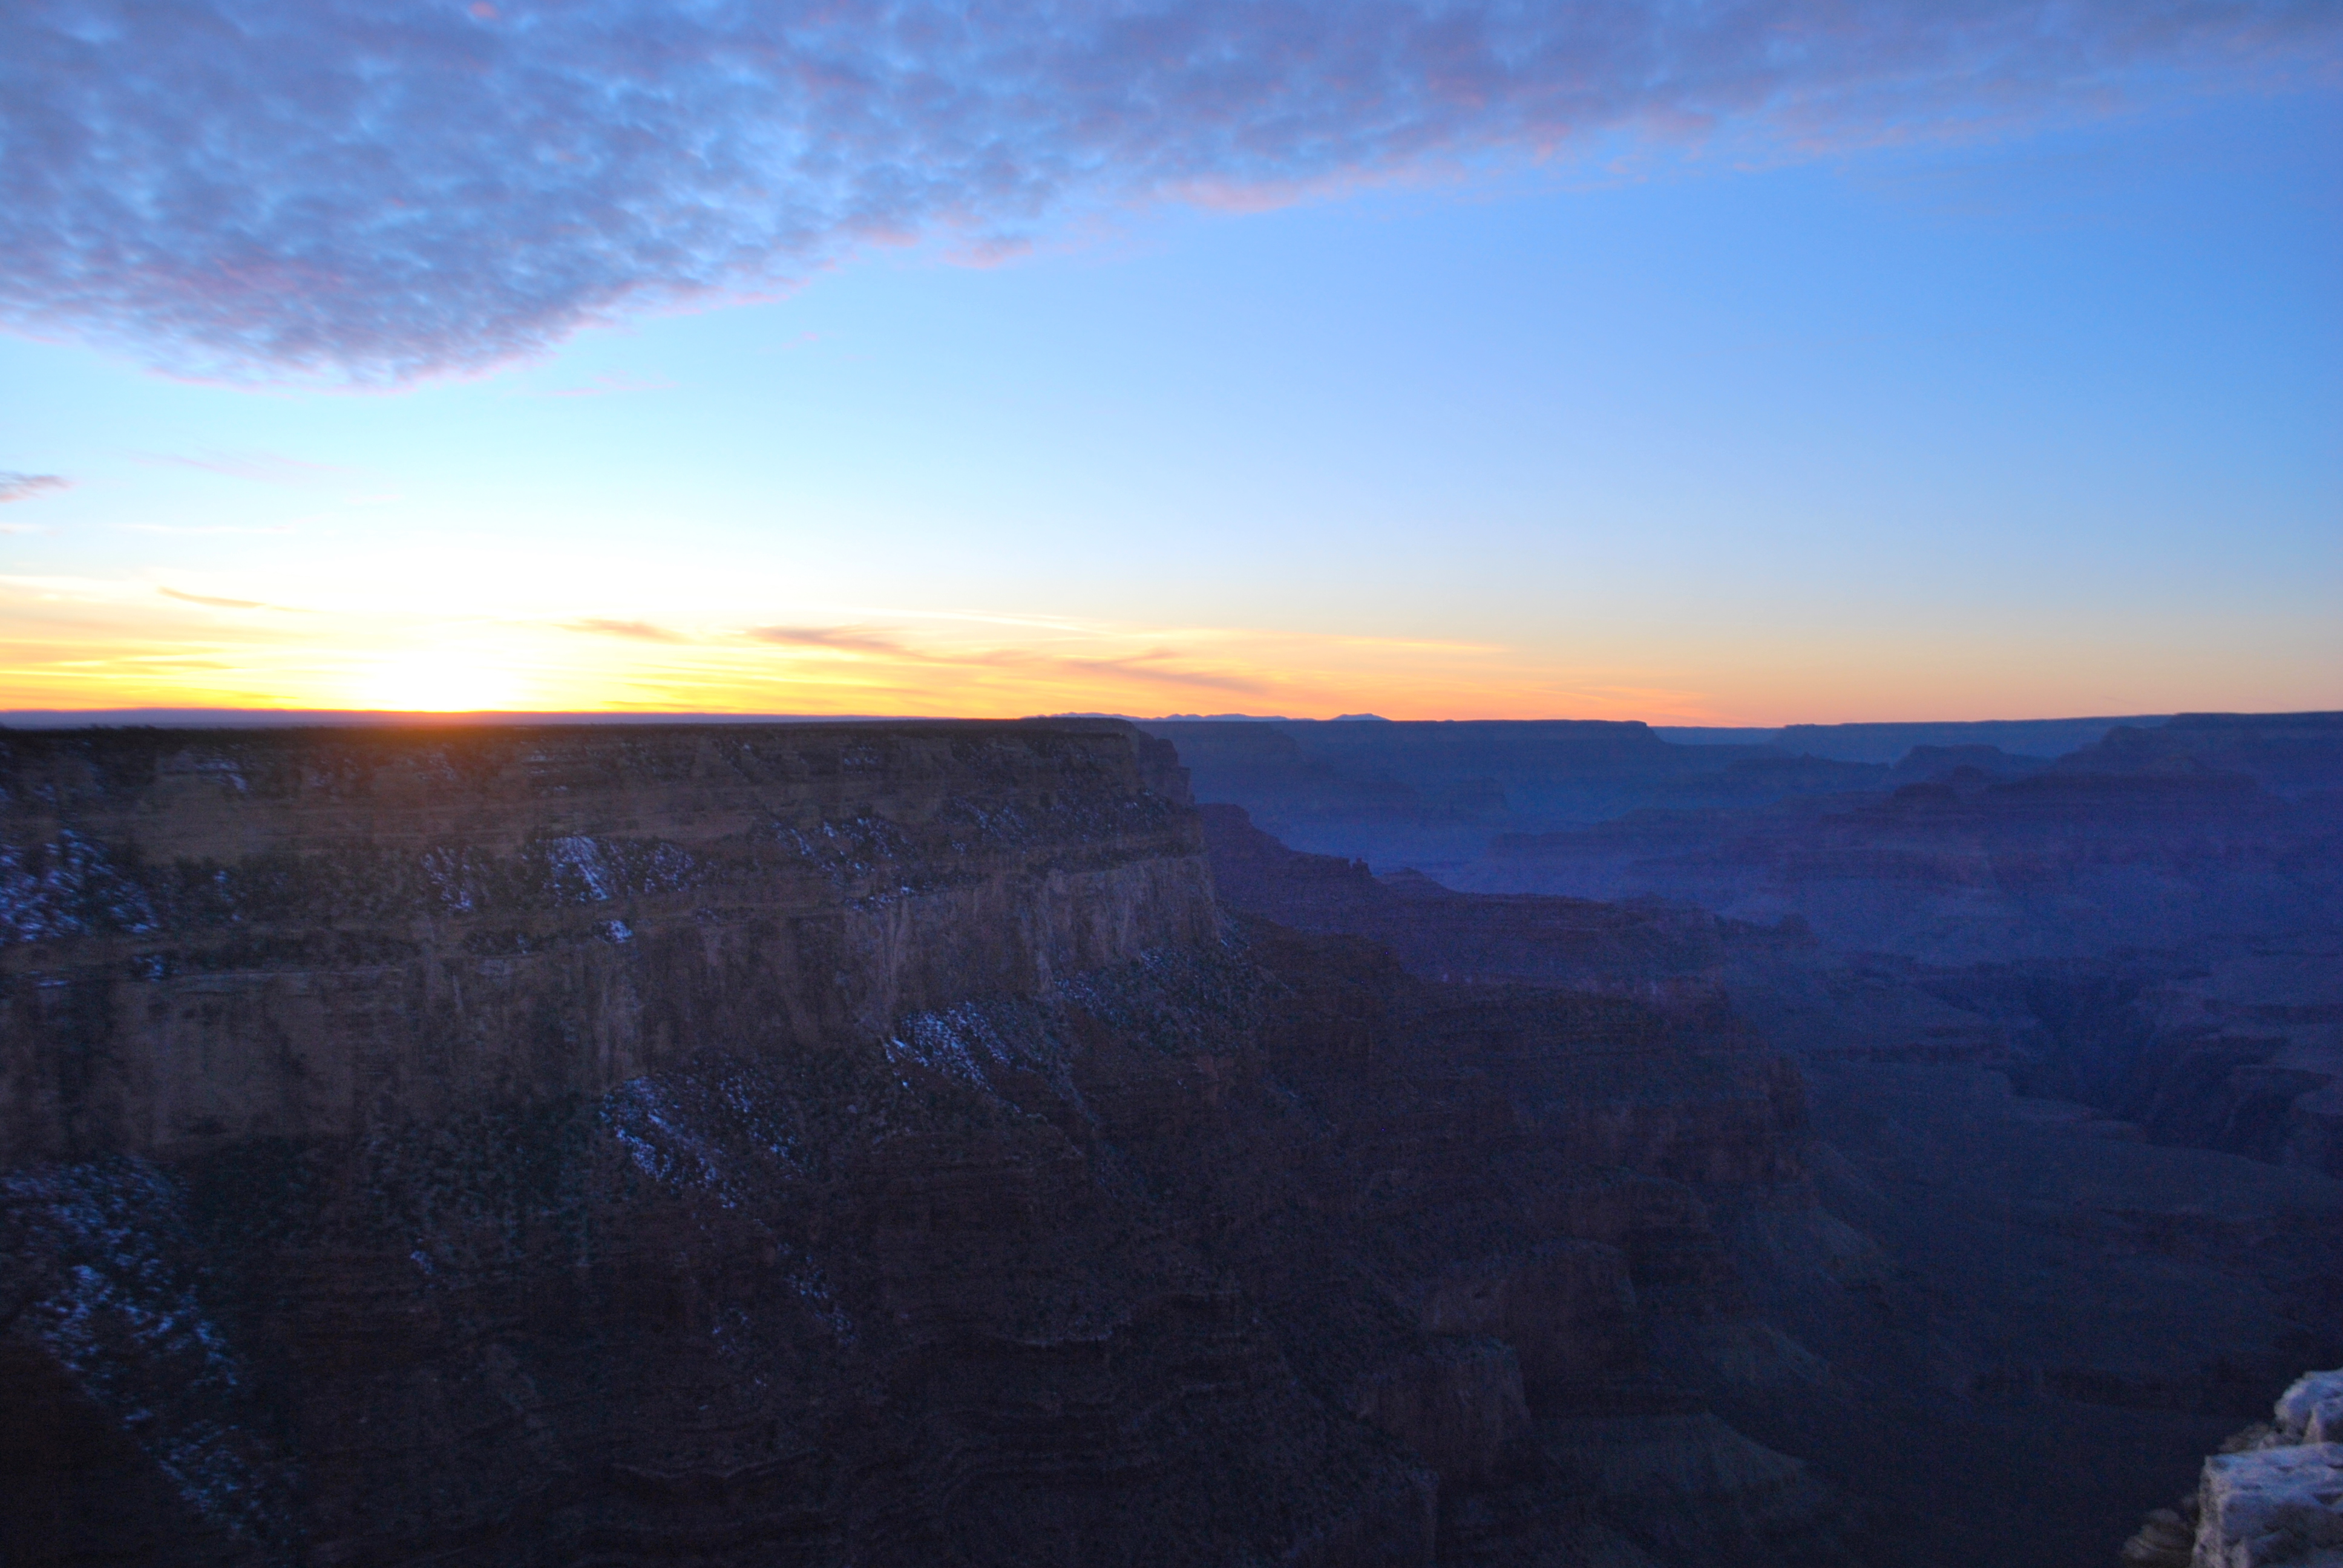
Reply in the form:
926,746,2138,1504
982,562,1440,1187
351,651,528,713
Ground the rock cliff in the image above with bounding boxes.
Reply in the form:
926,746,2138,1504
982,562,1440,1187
2,723,1861,1567
1,721,1213,1158
2123,1369,2343,1567
15,724,2324,1567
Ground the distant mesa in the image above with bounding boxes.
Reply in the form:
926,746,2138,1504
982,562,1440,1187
1153,712,1296,722
1886,744,2050,785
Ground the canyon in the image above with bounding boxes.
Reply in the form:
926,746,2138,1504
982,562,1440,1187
1152,711,2343,1185
4,716,2339,1567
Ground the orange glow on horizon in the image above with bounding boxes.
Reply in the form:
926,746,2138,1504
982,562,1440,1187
0,573,1737,722
2,574,2328,727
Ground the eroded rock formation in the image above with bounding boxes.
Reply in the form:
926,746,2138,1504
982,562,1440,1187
1,721,1212,1158
1197,802,2343,1568
1,723,1860,1567
11,720,2332,1567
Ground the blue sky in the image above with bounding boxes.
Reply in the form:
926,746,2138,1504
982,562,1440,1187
1,2,2336,721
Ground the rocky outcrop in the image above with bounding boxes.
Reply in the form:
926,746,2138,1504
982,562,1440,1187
1346,1338,1531,1483
1823,945,2343,1178
2113,953,2343,1178
2124,1370,2343,1567
1884,745,2050,785
1174,714,2343,1176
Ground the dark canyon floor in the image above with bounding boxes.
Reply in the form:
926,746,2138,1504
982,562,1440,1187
3,716,2339,1567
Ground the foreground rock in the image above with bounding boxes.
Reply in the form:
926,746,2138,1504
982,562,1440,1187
2125,1370,2343,1567
1199,805,2343,1568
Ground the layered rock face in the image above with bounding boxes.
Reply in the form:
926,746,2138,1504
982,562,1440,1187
1,722,1213,1158
1893,947,2343,1179
1164,713,2343,1183
1,723,1860,1568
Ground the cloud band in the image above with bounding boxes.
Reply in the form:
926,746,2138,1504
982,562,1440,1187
2,0,2332,379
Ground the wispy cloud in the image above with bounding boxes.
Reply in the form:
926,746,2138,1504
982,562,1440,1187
748,622,1267,694
563,617,689,642
750,624,914,656
140,452,347,486
159,586,302,612
0,472,70,505
2,2,2330,381
123,523,300,536
1049,651,1269,696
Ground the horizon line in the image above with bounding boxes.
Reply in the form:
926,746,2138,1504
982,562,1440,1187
0,705,2255,733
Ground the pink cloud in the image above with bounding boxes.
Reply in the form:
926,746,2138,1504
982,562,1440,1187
0,472,70,504
564,618,690,642
747,623,1268,694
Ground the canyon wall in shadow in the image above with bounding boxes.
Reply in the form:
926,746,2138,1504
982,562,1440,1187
6,716,2337,1568
1152,713,2343,1186
1136,715,2164,874
1153,711,2343,1564
0,722,1860,1568
1201,801,2343,1567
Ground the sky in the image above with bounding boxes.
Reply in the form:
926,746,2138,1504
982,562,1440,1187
1,1,2338,724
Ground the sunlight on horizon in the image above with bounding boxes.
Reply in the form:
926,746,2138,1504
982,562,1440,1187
350,650,535,714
